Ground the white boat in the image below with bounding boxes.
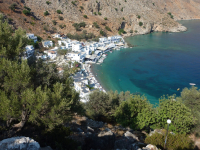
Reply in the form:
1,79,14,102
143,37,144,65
189,83,196,86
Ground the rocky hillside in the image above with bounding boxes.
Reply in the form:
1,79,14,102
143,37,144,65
1,0,200,38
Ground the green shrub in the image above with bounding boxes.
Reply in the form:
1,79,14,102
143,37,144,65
121,7,123,12
30,22,35,26
119,3,121,5
145,133,194,150
137,15,141,19
115,8,118,11
93,22,99,28
118,29,126,35
57,10,62,14
46,1,51,5
79,22,86,27
58,15,64,20
122,17,125,20
80,6,84,10
71,1,76,6
93,12,97,15
100,30,106,36
44,11,49,16
40,125,79,150
125,0,127,2
43,25,48,31
168,12,174,19
105,26,111,31
135,30,138,33
139,22,143,26
130,30,133,33
31,17,35,20
83,15,87,18
104,17,107,20
52,20,57,25
24,6,31,11
98,12,101,15
23,9,31,16
9,3,17,11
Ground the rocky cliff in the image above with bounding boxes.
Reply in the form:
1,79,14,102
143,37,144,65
1,0,200,38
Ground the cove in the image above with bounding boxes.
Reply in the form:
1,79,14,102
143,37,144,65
92,20,200,104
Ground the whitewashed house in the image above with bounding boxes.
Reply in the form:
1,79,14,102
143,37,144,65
66,52,86,62
72,43,83,52
42,41,53,48
25,45,34,57
26,33,37,43
52,34,61,39
99,37,108,43
44,50,57,59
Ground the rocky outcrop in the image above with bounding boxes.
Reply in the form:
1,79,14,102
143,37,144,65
0,136,40,150
21,0,200,36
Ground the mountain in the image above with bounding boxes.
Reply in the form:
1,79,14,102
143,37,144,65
1,0,200,38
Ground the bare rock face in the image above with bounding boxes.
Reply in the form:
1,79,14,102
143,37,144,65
146,144,158,150
0,136,40,150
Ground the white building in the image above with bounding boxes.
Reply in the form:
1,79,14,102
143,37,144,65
44,50,57,59
72,43,83,52
42,41,53,48
52,34,61,39
66,52,86,62
25,45,34,57
26,33,37,43
99,37,108,43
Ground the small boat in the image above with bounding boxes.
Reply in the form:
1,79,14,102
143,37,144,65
189,83,196,86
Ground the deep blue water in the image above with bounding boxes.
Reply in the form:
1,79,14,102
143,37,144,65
92,20,200,104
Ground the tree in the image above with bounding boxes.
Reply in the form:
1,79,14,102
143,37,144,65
0,15,28,60
57,10,62,14
9,3,17,11
156,95,196,134
83,15,87,18
23,9,31,16
139,22,143,26
177,86,200,133
115,95,156,130
44,11,49,16
0,17,84,134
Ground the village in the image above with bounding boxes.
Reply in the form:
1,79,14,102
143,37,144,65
25,33,126,102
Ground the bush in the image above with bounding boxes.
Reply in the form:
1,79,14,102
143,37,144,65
46,1,51,5
23,9,31,16
40,125,80,150
104,17,107,20
122,17,125,20
137,15,141,19
52,20,57,25
83,15,87,18
118,29,126,35
93,12,97,15
44,11,49,16
139,22,143,26
9,3,17,11
80,6,84,10
130,30,133,33
43,25,48,31
59,24,66,29
58,15,64,20
115,8,118,11
93,22,99,28
100,30,106,36
121,8,123,12
168,12,174,19
24,6,31,11
98,12,101,15
79,22,86,27
145,133,194,150
105,26,111,31
8,18,13,22
30,22,35,26
57,10,62,14
71,1,76,6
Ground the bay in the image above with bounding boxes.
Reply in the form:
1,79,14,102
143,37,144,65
92,20,200,104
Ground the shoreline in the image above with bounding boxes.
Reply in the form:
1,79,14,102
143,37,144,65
90,64,109,92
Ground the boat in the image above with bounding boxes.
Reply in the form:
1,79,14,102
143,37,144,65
189,83,196,86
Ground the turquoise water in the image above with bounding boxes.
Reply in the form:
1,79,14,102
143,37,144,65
92,20,200,104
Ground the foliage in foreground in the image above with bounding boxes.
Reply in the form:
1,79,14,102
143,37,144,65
145,132,194,150
0,15,84,132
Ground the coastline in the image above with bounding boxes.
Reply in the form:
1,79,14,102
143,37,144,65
90,64,109,92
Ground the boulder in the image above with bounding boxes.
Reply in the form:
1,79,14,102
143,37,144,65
87,126,94,132
124,131,139,141
114,138,137,149
146,144,158,150
0,136,40,150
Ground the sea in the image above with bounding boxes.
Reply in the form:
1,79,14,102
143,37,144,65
92,20,200,105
